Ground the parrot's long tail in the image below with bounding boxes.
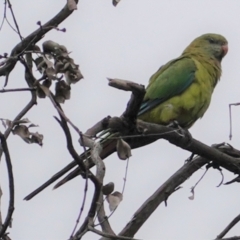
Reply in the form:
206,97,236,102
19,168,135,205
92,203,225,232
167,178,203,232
53,127,159,189
24,128,158,200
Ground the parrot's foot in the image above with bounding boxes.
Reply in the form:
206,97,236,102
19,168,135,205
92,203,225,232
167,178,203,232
167,120,180,129
168,120,192,146
179,128,192,146
185,153,195,163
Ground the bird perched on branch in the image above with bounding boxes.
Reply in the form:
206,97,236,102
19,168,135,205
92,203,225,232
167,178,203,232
25,33,228,198
138,33,228,128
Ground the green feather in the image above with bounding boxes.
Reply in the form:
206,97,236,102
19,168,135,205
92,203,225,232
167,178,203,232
138,57,196,116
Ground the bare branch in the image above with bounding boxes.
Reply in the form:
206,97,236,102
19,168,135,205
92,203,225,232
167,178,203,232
108,78,145,122
116,144,240,238
24,77,240,200
73,142,110,238
229,102,240,140
89,226,140,240
216,214,240,239
92,143,115,235
70,134,90,237
85,116,111,138
108,78,144,93
118,155,208,237
0,133,14,238
0,87,36,93
218,237,240,240
6,0,23,40
0,1,7,32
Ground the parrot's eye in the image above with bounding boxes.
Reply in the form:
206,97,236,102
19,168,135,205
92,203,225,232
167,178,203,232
208,38,215,44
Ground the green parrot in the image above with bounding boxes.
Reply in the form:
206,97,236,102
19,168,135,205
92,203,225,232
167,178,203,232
24,33,228,198
138,33,228,128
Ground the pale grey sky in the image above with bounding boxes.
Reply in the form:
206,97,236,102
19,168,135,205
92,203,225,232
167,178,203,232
1,0,240,239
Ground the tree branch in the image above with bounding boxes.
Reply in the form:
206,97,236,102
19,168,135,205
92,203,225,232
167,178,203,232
216,213,240,239
0,133,14,238
0,0,79,83
24,77,240,201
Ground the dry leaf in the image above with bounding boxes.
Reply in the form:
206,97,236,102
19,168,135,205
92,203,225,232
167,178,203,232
34,57,47,74
102,182,114,195
42,79,52,88
59,45,68,53
37,88,46,98
188,189,195,200
106,191,123,211
12,125,32,144
55,95,65,104
55,80,71,103
39,84,51,97
12,120,43,146
28,123,39,128
15,118,31,124
12,125,30,138
65,68,83,85
116,138,132,160
0,119,11,128
0,118,14,128
42,40,60,55
112,0,121,7
0,119,7,128
30,132,43,146
45,66,56,80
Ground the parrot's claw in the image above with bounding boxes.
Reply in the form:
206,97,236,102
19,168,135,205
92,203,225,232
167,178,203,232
179,128,192,146
185,153,195,163
167,120,180,128
168,120,193,146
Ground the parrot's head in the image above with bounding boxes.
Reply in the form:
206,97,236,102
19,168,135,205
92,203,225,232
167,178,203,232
183,33,228,62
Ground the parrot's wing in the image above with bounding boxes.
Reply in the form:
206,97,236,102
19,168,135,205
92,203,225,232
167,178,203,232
138,57,196,116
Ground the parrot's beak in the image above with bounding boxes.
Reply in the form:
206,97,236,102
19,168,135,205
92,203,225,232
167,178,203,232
222,44,228,56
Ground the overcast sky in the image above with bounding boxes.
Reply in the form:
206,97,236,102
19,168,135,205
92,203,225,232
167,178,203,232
1,0,240,239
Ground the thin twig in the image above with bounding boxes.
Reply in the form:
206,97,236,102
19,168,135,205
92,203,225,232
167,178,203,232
216,214,240,239
6,0,23,40
53,114,103,237
89,226,141,240
73,142,106,238
91,143,115,236
122,157,129,193
70,133,89,237
189,166,209,199
0,87,36,93
118,157,208,237
229,102,240,140
218,237,240,240
100,157,130,222
0,133,14,238
0,0,7,31
40,84,83,138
